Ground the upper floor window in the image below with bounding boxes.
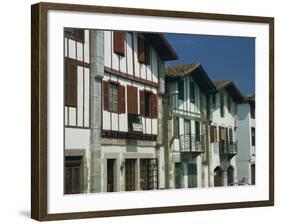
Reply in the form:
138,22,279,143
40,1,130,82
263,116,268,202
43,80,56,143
250,104,255,119
174,117,180,138
251,127,255,146
109,83,118,112
220,94,225,117
227,97,231,112
138,37,150,65
195,121,200,142
103,80,125,113
113,31,125,56
212,94,216,107
139,90,158,118
178,80,184,100
210,126,217,143
190,81,195,103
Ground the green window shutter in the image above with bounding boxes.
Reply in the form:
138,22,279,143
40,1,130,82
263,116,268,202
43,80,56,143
188,163,197,188
195,121,200,141
174,117,179,138
178,80,184,100
190,81,195,103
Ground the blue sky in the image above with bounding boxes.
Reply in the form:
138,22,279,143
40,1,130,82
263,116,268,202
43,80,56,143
164,34,255,95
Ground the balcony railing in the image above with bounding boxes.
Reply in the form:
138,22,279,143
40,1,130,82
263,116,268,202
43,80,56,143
179,134,205,153
219,141,238,156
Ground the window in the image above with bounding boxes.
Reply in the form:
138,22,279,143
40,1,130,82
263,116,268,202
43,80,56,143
64,156,82,194
210,126,217,143
251,127,255,146
178,80,184,100
103,81,125,113
174,117,180,138
113,31,125,56
109,83,118,112
220,94,225,117
139,90,158,118
212,94,216,106
227,97,231,112
188,163,197,188
195,121,200,142
137,37,150,65
64,59,77,107
140,159,158,190
190,81,195,103
250,104,255,119
175,163,182,189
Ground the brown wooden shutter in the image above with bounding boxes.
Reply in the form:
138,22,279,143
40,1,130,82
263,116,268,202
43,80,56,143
103,81,109,111
138,37,145,63
151,94,158,118
214,126,217,142
75,29,84,42
139,90,144,115
127,85,138,114
118,85,125,113
65,60,77,107
114,31,125,56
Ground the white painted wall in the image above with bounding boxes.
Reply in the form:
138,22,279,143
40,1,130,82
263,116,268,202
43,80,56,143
103,31,159,84
102,73,158,135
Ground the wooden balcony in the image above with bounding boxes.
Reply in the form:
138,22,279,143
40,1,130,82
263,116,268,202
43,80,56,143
179,134,205,153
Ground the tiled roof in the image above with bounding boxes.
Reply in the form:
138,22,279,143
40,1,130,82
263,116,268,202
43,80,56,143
164,63,201,77
213,80,233,90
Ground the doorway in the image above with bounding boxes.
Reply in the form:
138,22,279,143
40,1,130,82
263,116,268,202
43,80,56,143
107,159,116,192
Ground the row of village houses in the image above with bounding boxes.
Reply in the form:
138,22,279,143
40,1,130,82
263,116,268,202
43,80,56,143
63,28,256,194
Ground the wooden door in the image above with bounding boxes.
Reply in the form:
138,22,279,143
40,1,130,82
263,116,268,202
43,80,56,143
140,159,149,190
64,157,82,194
227,166,234,185
214,167,222,187
188,163,197,188
125,159,136,191
107,159,115,192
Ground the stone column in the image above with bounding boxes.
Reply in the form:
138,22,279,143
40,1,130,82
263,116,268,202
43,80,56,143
89,30,104,193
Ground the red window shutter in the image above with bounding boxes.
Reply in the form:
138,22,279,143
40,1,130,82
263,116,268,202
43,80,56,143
118,85,126,113
150,94,158,118
138,37,145,64
127,85,138,114
114,31,125,56
65,60,77,107
139,90,145,115
103,81,109,111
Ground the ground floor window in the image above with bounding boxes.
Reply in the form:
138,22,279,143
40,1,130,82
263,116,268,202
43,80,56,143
188,163,198,188
227,166,234,185
251,164,255,185
125,159,136,191
64,156,83,194
140,158,158,190
175,163,183,189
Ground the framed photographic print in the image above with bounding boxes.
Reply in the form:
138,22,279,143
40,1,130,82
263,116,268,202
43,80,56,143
31,2,274,221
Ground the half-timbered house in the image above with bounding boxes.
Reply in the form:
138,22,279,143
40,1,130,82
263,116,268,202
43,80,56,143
164,63,216,189
209,80,244,187
64,28,91,194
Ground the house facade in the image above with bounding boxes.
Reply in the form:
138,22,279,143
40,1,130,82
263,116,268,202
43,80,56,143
164,64,216,189
237,94,255,185
209,80,244,187
64,28,177,193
